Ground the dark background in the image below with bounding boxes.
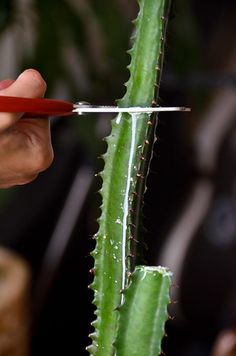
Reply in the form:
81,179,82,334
0,0,236,355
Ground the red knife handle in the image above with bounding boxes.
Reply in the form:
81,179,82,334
0,96,74,118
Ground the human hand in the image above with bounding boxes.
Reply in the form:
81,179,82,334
0,69,53,188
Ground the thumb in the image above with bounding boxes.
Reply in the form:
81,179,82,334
0,69,47,98
0,69,47,130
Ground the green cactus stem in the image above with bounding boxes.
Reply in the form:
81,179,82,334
115,266,172,356
88,1,171,355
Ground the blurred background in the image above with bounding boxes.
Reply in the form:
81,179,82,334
0,0,236,355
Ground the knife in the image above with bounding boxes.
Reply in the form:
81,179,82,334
0,96,190,118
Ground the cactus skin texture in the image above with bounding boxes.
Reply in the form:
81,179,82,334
115,266,172,356
87,0,171,355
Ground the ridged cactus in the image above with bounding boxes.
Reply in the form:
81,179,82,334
87,0,172,355
115,266,172,356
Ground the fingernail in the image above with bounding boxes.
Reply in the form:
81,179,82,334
18,69,40,79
